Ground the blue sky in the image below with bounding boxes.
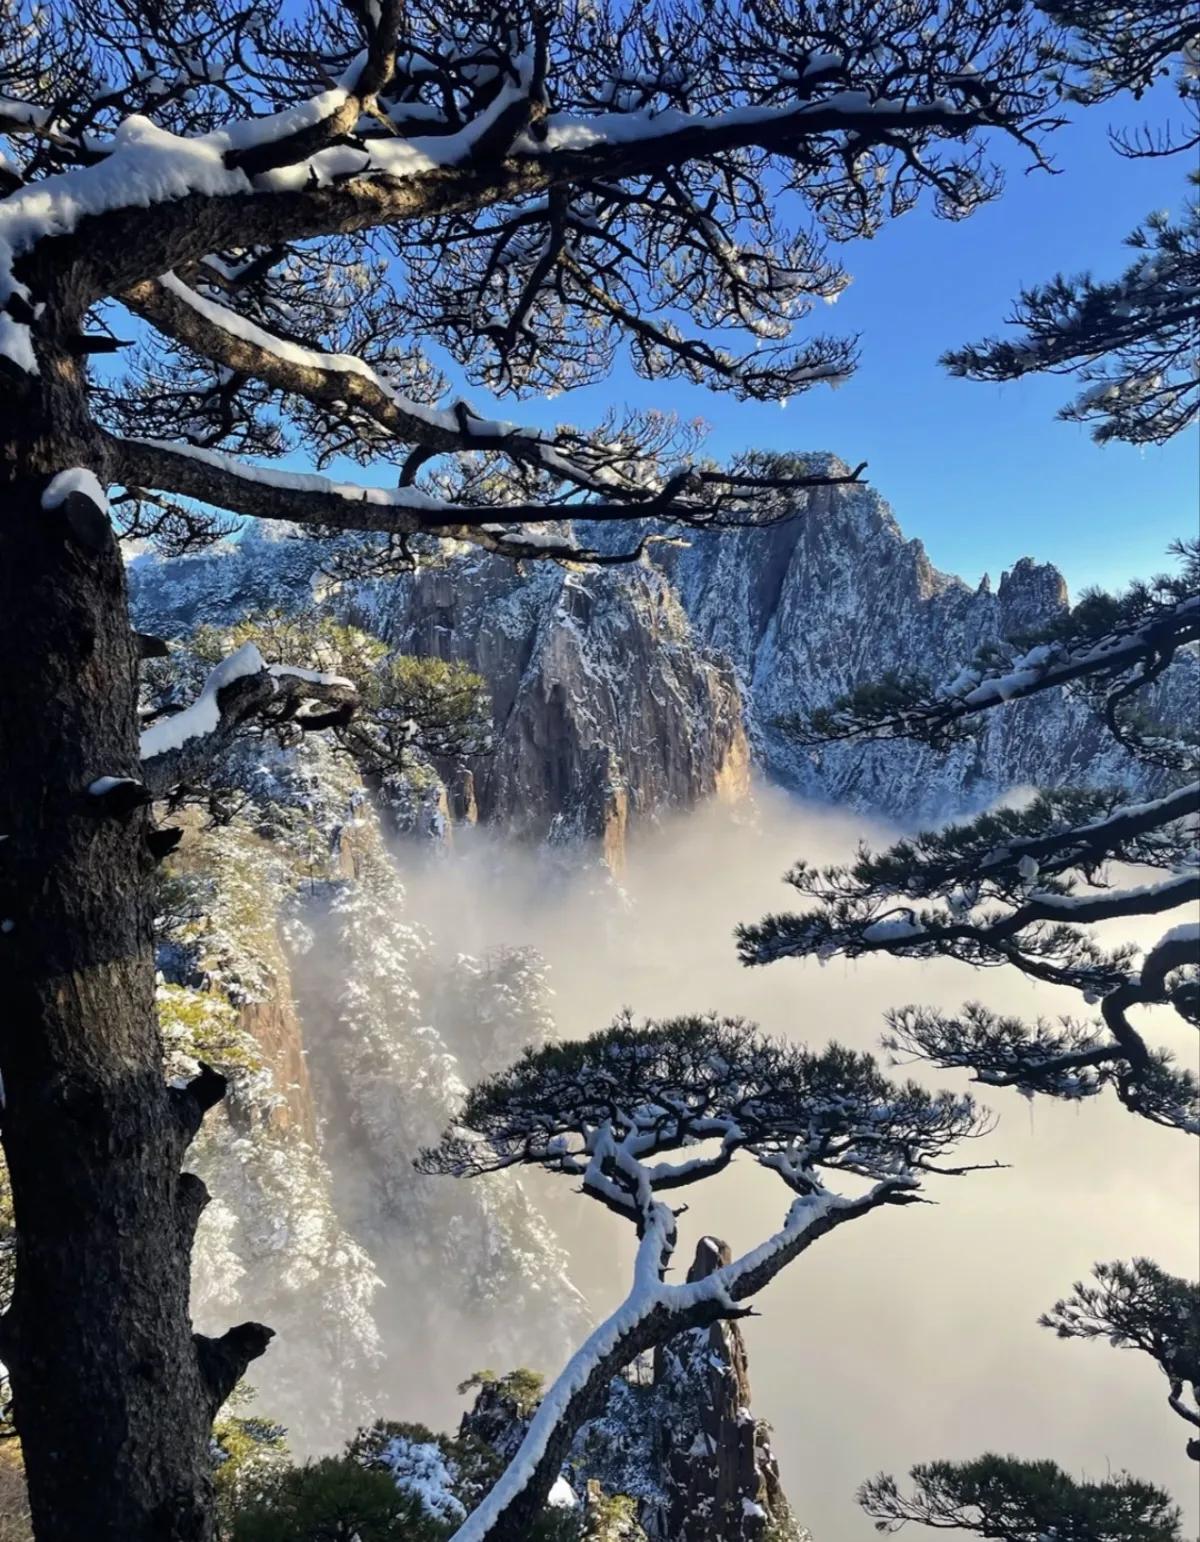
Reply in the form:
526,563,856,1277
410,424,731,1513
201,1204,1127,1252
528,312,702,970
490,89,1196,598
225,75,1196,599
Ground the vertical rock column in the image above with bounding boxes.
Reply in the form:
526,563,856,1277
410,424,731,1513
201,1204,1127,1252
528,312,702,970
651,1237,804,1542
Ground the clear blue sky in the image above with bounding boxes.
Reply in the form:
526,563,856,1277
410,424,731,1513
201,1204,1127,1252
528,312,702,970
477,90,1197,598
247,80,1196,598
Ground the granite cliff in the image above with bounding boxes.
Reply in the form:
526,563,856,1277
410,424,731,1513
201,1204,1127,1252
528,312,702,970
131,458,1179,857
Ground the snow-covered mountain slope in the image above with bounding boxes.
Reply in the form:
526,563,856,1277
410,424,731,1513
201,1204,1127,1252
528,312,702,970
162,734,588,1447
655,466,1187,819
130,461,1188,844
132,524,750,866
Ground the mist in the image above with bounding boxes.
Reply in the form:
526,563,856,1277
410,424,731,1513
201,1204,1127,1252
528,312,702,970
384,782,1199,1540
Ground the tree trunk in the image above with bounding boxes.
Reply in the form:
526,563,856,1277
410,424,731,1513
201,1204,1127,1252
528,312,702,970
0,401,267,1540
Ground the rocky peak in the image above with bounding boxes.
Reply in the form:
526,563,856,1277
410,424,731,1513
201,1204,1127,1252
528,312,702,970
457,1370,541,1465
646,1237,802,1542
996,555,1071,634
560,1238,808,1541
349,554,750,867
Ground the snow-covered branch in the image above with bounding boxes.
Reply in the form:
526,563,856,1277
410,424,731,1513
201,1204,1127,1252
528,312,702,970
881,1002,1198,1134
420,1011,987,1538
788,592,1199,752
1,0,1068,388
743,866,1199,974
1,0,1085,617
105,431,861,564
121,272,624,493
138,640,357,796
445,1183,902,1542
944,173,1199,446
739,845,1199,1131
746,539,1199,1129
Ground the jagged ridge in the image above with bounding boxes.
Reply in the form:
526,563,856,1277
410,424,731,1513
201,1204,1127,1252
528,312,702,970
130,460,1187,847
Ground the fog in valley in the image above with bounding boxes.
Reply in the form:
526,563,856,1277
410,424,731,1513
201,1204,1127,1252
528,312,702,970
370,784,1200,1541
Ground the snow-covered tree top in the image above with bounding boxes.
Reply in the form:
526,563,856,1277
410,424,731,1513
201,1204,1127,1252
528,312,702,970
420,1011,990,1208
419,1011,999,1539
5,0,1170,567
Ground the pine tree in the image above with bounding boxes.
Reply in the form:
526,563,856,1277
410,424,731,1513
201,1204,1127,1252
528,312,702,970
943,0,1199,444
0,0,1185,1533
858,1455,1182,1540
741,544,1198,1134
419,1011,994,1539
1041,1260,1199,1461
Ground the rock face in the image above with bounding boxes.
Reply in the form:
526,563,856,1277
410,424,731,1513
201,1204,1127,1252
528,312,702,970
130,459,1186,856
654,469,1182,820
343,551,750,867
458,1239,807,1541
131,526,751,868
645,1238,798,1542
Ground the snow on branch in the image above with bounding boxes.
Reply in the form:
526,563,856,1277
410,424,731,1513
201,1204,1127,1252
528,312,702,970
2,0,1089,596
138,640,357,796
737,791,1199,1131
419,1011,990,1540
105,431,863,565
1,0,1070,384
40,466,110,515
881,1002,1198,1134
109,269,872,553
121,271,671,495
785,588,1199,760
0,94,51,137
737,786,1199,975
0,62,543,373
850,788,1195,900
1040,1258,1200,1462
420,1012,990,1196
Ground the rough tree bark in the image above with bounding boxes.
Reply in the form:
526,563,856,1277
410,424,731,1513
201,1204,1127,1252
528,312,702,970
0,352,268,1541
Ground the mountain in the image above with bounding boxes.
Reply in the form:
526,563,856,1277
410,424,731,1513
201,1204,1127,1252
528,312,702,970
162,732,588,1448
132,524,751,867
127,459,1187,1534
347,547,751,866
657,471,1105,817
131,462,1179,868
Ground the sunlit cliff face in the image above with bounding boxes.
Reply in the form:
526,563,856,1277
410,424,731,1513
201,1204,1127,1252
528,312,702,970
393,785,1198,1541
